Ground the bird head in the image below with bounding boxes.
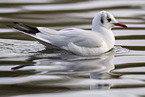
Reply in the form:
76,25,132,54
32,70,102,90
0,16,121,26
92,11,127,30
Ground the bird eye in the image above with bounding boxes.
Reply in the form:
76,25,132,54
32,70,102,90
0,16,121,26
107,18,111,22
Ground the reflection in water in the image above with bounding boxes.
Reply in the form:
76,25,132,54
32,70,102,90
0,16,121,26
13,49,114,75
11,49,115,91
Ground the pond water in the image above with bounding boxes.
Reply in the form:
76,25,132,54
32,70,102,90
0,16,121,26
0,0,145,97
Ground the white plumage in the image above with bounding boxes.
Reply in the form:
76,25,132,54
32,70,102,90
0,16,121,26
8,11,127,56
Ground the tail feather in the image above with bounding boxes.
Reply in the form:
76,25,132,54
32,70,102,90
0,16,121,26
6,24,29,33
7,22,61,49
7,22,39,34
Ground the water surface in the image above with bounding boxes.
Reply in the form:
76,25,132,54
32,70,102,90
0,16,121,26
0,0,145,97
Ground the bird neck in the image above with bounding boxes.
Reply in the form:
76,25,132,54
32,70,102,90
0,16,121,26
92,22,111,36
92,25,109,33
92,22,115,49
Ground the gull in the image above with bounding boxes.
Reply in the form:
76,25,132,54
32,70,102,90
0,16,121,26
7,11,127,56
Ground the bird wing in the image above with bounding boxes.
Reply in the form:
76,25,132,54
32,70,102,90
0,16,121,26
36,28,104,48
7,22,105,53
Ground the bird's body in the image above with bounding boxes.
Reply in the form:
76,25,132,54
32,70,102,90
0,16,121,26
7,11,127,56
37,27,108,56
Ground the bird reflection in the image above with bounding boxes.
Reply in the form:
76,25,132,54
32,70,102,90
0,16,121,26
12,48,117,90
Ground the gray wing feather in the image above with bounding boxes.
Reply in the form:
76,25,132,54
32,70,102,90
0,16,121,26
37,28,103,48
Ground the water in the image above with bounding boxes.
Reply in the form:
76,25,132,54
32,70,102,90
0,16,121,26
0,0,145,97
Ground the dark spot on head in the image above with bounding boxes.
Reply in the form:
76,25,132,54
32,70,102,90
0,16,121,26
107,18,111,22
101,16,104,24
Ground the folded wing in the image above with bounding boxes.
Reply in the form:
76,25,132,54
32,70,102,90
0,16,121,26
7,22,106,55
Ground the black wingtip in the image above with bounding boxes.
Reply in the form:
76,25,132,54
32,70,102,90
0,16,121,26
6,24,29,32
13,22,19,24
7,22,39,34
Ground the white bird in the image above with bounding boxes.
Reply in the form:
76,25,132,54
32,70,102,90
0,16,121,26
7,11,127,56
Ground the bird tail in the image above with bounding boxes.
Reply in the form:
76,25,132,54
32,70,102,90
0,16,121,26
7,22,60,49
6,22,39,35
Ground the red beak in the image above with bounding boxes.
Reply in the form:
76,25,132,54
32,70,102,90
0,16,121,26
114,22,127,28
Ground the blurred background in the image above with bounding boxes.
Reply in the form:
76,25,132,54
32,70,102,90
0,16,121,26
0,0,145,97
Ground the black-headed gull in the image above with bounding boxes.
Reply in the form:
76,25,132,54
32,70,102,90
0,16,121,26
7,11,127,56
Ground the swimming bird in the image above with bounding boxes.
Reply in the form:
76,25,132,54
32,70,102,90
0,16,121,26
7,11,127,56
